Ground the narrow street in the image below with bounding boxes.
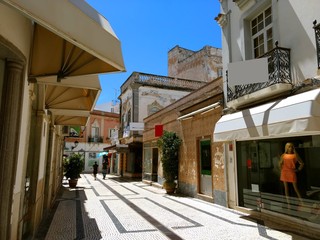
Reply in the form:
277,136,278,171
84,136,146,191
35,174,313,240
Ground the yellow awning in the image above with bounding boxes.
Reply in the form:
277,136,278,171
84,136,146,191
38,75,101,126
3,0,125,80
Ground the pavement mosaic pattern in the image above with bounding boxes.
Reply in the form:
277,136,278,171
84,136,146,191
36,174,315,240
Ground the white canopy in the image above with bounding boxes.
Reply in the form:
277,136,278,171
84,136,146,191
214,88,320,142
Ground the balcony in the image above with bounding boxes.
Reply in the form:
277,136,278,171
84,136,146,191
88,136,103,143
313,20,320,69
120,72,207,93
119,124,144,144
227,42,292,108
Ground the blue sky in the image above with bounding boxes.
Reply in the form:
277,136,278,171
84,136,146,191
86,0,222,104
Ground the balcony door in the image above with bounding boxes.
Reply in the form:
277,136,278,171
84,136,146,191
251,6,273,58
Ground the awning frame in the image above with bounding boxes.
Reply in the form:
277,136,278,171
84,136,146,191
103,144,129,153
42,75,101,126
178,101,221,121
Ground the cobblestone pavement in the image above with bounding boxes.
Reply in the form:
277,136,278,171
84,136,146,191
36,174,315,240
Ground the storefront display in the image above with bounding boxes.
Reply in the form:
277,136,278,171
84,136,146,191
236,135,320,224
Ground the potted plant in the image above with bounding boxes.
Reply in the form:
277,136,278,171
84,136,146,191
63,153,85,187
157,131,182,194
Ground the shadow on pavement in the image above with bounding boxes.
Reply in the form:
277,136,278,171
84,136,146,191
35,179,101,240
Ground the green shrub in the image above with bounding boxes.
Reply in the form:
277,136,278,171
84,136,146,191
63,153,84,180
157,131,182,183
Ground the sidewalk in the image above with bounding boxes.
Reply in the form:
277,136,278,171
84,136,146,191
35,174,315,240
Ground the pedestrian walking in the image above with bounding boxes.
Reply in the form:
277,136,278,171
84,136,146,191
102,155,108,179
93,161,98,180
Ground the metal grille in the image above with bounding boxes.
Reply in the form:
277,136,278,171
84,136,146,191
227,42,291,102
121,72,206,93
314,20,320,69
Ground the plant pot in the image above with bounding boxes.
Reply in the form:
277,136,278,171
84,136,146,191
163,181,177,194
68,179,78,188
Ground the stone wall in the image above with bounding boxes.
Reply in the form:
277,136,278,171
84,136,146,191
143,77,226,206
168,45,222,82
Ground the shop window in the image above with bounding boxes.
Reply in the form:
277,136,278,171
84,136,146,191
236,136,320,224
143,144,159,182
143,147,152,180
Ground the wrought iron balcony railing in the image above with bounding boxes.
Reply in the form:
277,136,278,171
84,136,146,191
313,20,320,69
227,42,291,102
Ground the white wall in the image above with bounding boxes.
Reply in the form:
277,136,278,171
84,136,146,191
138,86,190,122
0,3,32,59
222,0,319,86
64,142,110,173
277,0,319,82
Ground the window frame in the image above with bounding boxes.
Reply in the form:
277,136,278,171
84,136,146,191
251,6,273,58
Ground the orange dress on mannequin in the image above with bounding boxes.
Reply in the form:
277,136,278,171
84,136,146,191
280,153,297,183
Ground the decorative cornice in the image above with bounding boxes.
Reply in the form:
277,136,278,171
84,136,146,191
29,89,36,101
233,0,256,10
215,13,227,27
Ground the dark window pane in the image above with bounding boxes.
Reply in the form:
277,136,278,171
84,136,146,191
252,26,257,35
265,16,272,26
258,22,264,31
259,45,265,56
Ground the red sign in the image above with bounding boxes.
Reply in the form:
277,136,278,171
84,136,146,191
229,143,233,151
155,125,163,137
247,159,252,169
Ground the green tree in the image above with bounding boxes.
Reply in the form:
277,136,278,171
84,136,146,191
157,131,182,183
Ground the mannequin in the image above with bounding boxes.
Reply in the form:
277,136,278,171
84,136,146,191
279,142,304,207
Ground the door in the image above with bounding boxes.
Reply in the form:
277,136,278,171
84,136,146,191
152,148,158,181
200,139,212,196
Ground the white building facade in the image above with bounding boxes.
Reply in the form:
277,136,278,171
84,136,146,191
214,0,320,237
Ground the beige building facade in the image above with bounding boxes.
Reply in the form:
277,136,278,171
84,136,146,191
0,1,124,239
143,78,226,205
64,110,120,173
117,72,206,178
116,45,223,179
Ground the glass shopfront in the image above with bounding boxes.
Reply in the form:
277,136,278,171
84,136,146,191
142,142,159,182
237,135,320,224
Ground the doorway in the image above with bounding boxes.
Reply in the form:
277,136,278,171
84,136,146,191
152,148,158,182
199,139,212,196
